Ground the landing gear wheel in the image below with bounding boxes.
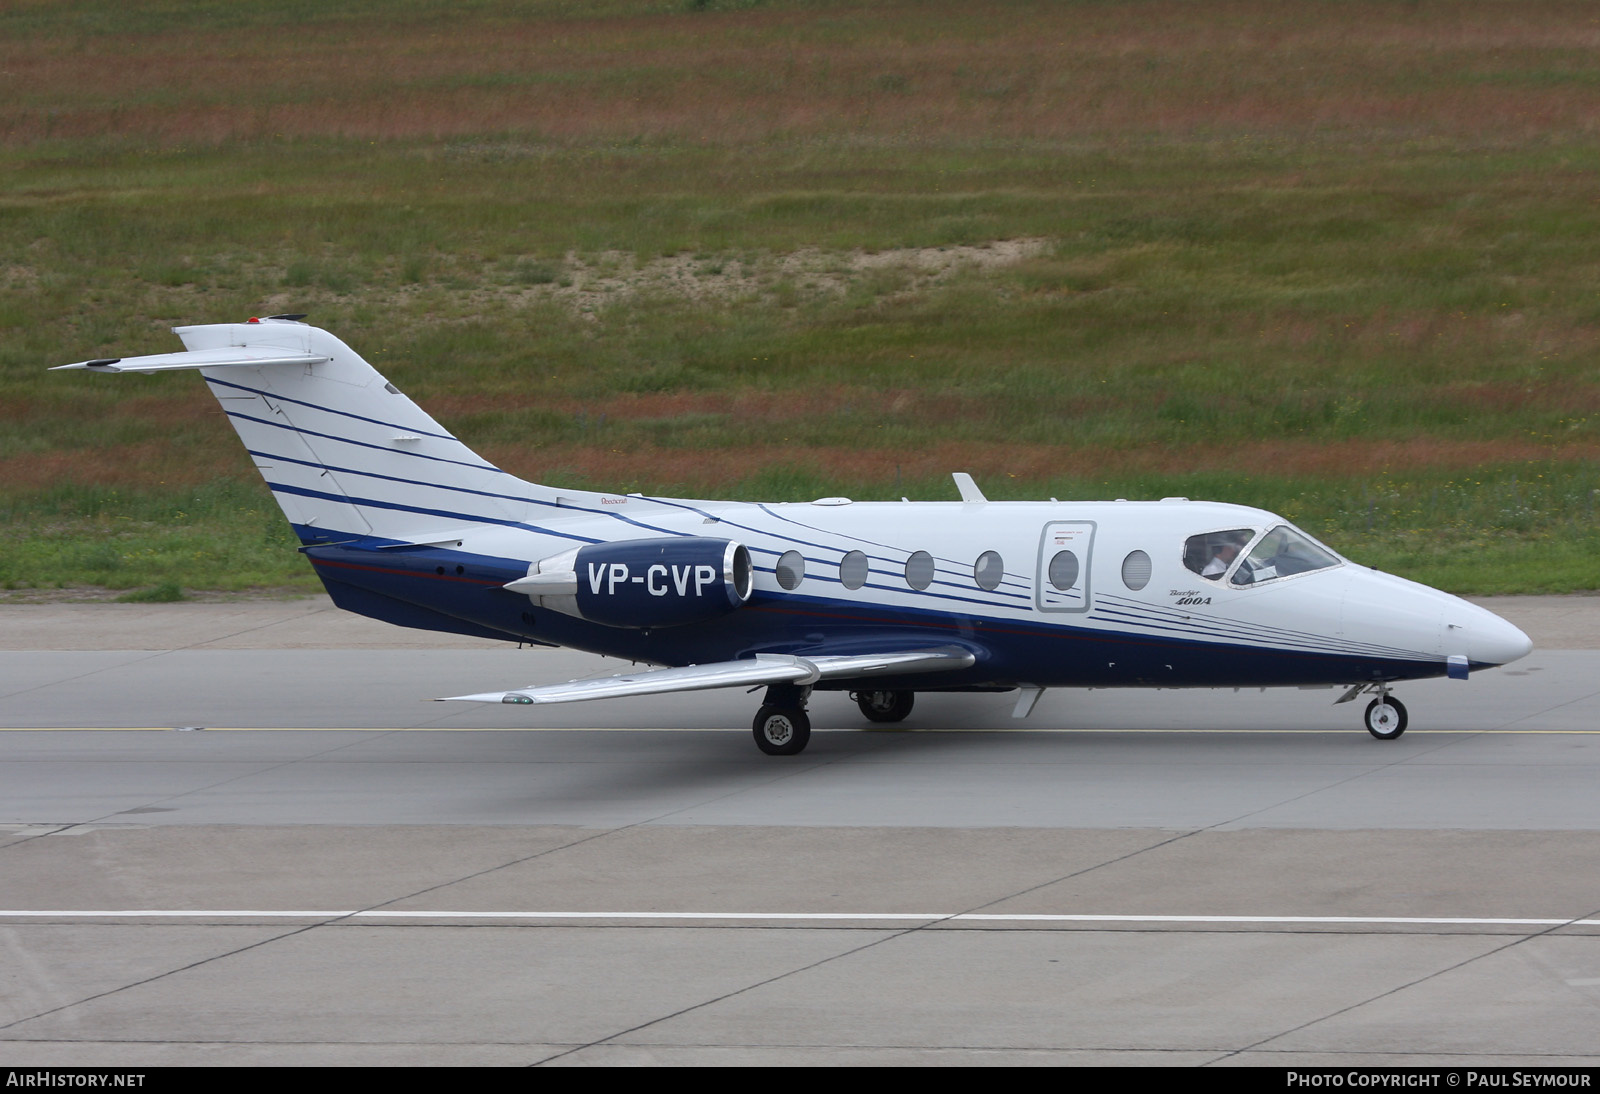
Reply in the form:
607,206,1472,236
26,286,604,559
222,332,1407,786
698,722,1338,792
1364,696,1408,740
753,705,811,755
855,690,915,724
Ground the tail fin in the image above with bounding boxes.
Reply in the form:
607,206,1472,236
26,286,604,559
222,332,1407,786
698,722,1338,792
57,317,548,545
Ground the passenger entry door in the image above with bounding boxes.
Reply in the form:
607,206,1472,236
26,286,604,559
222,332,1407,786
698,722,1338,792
1035,521,1095,613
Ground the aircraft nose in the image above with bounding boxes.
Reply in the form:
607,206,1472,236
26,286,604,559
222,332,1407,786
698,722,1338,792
1468,611,1533,667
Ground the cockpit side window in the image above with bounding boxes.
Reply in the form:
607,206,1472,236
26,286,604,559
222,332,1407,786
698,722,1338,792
1184,528,1255,581
1229,525,1342,587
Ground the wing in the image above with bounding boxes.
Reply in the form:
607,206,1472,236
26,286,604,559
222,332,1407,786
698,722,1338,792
437,646,976,706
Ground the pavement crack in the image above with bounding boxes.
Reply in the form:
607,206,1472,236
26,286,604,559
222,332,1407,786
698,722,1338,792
73,732,398,825
0,920,332,1035
530,925,920,1066
0,650,174,704
355,758,844,914
528,825,1204,1066
1210,731,1470,828
1204,905,1600,1064
1500,683,1600,728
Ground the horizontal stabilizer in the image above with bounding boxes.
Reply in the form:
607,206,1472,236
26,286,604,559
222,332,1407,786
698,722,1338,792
52,348,329,373
438,646,976,706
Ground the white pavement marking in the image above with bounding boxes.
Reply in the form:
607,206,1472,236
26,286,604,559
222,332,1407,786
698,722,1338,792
2,910,1596,926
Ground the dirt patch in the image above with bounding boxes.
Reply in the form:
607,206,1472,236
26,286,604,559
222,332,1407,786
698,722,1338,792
243,238,1050,321
482,239,1052,317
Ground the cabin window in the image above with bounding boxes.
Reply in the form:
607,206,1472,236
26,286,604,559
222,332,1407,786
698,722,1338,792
1047,550,1079,592
839,550,869,590
1230,525,1341,586
1184,529,1255,580
1121,550,1152,591
776,550,805,590
973,551,1004,591
905,550,935,591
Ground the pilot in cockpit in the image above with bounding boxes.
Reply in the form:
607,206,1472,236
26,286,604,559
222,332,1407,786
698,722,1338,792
1188,529,1254,580
1201,539,1241,578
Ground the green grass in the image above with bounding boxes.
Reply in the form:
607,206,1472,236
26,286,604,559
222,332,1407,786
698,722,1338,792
0,482,315,595
115,581,187,603
2,0,1599,595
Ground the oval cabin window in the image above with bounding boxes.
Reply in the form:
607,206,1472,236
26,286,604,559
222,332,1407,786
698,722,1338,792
839,550,869,590
1121,550,1152,591
775,550,805,590
905,551,935,591
1047,549,1079,591
973,551,1004,592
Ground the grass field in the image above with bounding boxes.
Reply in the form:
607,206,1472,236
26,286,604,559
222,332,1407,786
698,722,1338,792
2,0,1598,597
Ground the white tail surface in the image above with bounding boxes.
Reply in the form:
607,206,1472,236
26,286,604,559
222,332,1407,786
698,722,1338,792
171,319,549,544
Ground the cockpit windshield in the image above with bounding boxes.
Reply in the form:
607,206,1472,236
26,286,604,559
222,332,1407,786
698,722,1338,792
1184,525,1342,586
1229,525,1341,587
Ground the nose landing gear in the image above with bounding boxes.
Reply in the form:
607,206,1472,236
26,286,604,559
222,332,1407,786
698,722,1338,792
1363,697,1414,738
1338,683,1410,739
1364,694,1408,740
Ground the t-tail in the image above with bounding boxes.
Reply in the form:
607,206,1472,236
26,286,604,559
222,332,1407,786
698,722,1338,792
54,316,555,548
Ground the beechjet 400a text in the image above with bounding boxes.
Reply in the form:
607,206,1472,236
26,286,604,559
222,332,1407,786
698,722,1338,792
58,317,1533,754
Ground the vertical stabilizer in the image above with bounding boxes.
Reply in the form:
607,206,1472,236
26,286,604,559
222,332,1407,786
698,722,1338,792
179,319,546,543
66,318,554,545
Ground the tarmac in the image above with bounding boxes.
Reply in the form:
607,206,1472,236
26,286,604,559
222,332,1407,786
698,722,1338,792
0,596,1597,1066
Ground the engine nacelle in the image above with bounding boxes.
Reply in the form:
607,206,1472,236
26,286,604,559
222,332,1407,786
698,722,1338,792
506,537,753,629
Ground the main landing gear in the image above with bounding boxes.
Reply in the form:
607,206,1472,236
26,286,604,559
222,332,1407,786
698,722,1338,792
752,683,811,756
852,689,915,724
751,687,920,755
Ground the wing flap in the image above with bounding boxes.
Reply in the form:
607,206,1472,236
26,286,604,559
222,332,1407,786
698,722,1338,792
438,654,817,705
52,348,329,373
437,645,976,706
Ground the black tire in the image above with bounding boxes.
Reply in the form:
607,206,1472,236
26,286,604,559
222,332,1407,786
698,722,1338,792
855,690,915,724
1364,696,1408,740
753,705,811,755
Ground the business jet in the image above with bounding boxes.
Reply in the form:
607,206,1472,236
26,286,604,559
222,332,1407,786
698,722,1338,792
57,317,1533,754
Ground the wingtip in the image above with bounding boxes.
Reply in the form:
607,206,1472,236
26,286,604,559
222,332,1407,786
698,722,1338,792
436,691,522,704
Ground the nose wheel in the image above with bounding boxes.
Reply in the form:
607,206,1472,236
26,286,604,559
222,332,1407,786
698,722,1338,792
1364,695,1408,740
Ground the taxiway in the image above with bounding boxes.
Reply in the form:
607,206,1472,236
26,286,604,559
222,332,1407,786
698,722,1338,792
1,597,1597,1066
